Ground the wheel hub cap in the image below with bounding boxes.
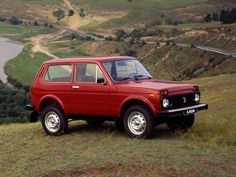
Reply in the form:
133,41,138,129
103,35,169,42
45,111,61,133
128,111,146,135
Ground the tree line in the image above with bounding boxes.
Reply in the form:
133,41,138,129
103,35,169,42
0,82,30,123
204,8,236,24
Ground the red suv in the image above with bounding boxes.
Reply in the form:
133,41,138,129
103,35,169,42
26,56,208,138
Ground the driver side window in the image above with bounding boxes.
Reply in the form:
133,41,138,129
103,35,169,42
76,64,104,83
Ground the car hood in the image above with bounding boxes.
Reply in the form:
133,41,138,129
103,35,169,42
117,79,195,95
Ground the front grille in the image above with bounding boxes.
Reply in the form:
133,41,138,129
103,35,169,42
166,93,197,110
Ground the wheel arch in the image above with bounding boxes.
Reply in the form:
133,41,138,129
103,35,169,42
38,95,65,113
120,97,156,119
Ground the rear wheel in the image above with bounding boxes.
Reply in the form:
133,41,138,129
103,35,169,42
41,106,68,135
124,105,154,138
167,115,195,130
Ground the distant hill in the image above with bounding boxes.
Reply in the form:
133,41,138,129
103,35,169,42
0,0,235,31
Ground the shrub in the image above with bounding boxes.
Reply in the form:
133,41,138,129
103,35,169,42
79,8,86,18
33,21,39,26
0,17,6,22
115,29,128,41
68,9,74,16
8,16,22,25
53,8,65,20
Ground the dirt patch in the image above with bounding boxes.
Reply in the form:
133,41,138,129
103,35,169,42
63,0,126,30
27,31,66,58
183,30,208,38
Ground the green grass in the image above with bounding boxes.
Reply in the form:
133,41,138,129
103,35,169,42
75,0,207,30
0,74,235,177
75,0,206,11
0,22,56,41
21,0,63,4
4,45,51,85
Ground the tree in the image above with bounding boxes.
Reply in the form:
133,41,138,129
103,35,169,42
115,29,128,41
8,16,21,25
0,17,6,22
212,13,219,21
220,9,228,24
68,9,74,16
79,8,85,17
49,24,54,28
33,21,39,26
53,8,65,20
204,13,212,22
130,29,142,39
124,49,137,57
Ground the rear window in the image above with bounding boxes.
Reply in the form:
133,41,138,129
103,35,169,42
44,64,72,82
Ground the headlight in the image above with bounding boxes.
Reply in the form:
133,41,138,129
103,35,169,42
194,94,200,102
162,98,169,108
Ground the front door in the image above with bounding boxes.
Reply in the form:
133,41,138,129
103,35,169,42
70,63,110,116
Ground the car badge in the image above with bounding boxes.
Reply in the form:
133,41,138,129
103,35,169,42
183,97,187,103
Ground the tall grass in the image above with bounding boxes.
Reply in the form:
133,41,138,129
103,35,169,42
0,74,235,177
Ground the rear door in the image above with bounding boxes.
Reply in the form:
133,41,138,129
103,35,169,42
70,63,110,116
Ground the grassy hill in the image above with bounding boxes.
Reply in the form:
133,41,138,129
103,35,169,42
0,74,235,177
0,0,234,31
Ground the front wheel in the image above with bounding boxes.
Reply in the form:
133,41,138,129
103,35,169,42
124,105,154,138
41,106,68,136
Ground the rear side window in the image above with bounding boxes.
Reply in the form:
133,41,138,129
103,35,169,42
44,65,72,82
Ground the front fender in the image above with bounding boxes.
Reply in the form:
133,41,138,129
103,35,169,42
119,95,157,117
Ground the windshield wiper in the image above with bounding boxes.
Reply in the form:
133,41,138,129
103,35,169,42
118,75,152,81
134,75,153,80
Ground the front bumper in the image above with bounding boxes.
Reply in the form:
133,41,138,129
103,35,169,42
157,103,208,118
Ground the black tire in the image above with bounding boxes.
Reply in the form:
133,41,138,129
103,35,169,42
182,114,195,129
123,105,154,138
86,119,105,127
41,106,68,136
116,118,124,131
167,115,195,131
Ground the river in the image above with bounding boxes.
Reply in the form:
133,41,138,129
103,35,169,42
0,37,24,83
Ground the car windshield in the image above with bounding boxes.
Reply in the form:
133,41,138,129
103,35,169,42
104,59,153,82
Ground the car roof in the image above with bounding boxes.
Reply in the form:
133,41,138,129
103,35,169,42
43,56,137,64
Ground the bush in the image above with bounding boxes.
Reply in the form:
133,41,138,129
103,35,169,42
124,49,137,57
79,8,86,18
0,17,6,22
0,82,30,123
33,21,39,26
105,36,113,41
68,9,74,16
115,29,128,41
49,24,54,28
8,16,22,25
53,8,65,20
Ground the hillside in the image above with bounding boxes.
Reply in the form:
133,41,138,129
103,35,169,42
0,0,235,31
0,74,235,177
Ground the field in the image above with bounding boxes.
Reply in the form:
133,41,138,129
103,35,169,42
0,74,235,177
0,22,56,41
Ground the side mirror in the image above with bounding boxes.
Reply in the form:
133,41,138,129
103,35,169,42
97,78,105,84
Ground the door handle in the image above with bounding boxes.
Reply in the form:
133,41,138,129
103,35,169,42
72,85,80,89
